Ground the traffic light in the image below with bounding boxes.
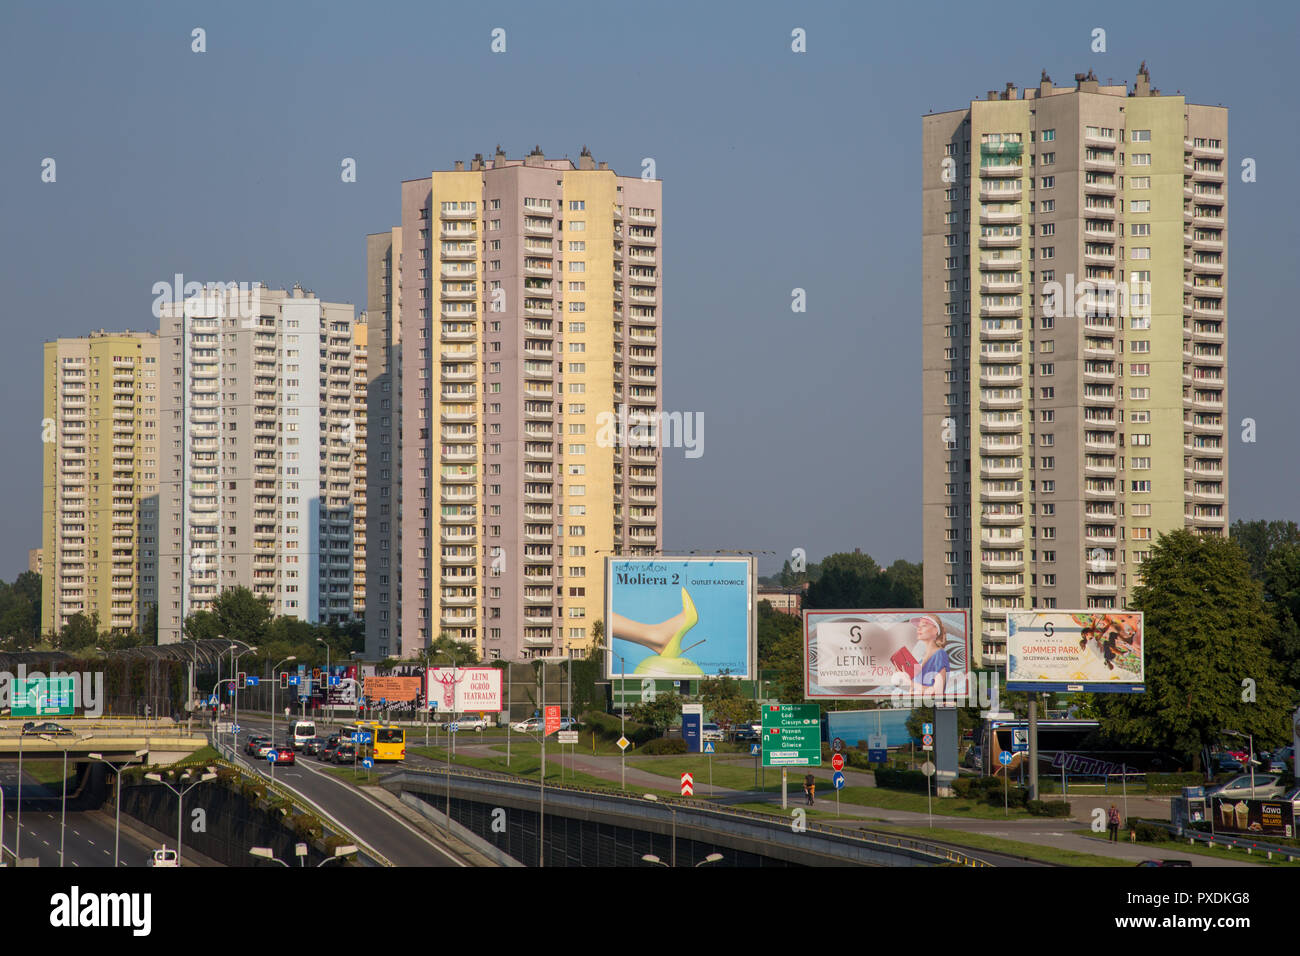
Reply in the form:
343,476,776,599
237,671,246,689
279,671,289,689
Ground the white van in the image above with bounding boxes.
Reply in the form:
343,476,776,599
288,720,317,750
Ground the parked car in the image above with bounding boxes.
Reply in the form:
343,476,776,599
731,724,760,743
334,742,357,764
1212,753,1243,773
1266,757,1288,775
701,723,725,743
1206,774,1286,800
559,716,581,731
21,721,72,736
963,745,983,770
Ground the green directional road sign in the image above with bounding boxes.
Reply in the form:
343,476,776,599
12,676,77,717
761,703,822,767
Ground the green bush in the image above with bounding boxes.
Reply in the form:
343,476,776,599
874,768,931,793
952,777,974,798
1128,820,1170,843
580,711,657,746
846,751,875,771
290,812,324,841
1026,800,1073,817
640,737,688,755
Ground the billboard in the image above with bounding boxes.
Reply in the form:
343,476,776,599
363,676,422,704
1210,796,1296,839
426,667,504,713
605,557,754,679
803,610,970,700
321,665,358,706
1006,610,1144,692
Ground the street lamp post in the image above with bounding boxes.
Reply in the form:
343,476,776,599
41,732,92,868
145,767,216,865
1226,730,1256,795
15,730,24,859
251,843,358,867
619,653,627,791
317,639,331,723
642,793,676,866
230,644,258,755
88,750,147,868
271,655,298,756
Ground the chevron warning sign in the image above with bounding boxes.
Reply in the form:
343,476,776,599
680,772,694,796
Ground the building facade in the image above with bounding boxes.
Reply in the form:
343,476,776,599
922,67,1228,665
366,146,663,662
41,330,160,635
158,284,366,644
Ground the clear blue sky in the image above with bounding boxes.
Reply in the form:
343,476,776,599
2,0,1297,580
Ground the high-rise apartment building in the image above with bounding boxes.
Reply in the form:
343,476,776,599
158,284,367,644
922,66,1228,665
367,146,663,662
41,330,161,635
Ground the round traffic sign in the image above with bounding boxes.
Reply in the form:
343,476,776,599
831,753,845,772
832,737,844,753
922,733,934,747
921,761,936,777
999,750,1013,766
362,758,374,769
832,771,846,790
267,750,278,763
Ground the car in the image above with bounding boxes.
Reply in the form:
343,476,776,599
511,717,543,733
1266,758,1288,774
559,716,581,731
252,742,276,760
272,747,295,766
244,734,270,755
148,846,179,868
1206,774,1286,800
1212,753,1243,773
319,735,341,761
701,723,724,743
334,742,356,764
449,716,490,732
731,724,760,743
303,736,325,756
963,745,983,770
21,721,72,736
1135,859,1192,867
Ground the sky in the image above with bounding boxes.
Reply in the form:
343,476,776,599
2,0,1298,580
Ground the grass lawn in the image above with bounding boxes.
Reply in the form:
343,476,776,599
627,758,1039,820
407,745,682,798
20,760,73,788
871,823,1125,867
1071,829,1296,866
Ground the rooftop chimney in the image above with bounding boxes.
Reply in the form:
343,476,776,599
1133,62,1151,97
470,152,484,171
494,144,507,167
578,145,596,170
453,160,464,171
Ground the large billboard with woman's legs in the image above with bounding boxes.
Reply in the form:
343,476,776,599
803,610,971,701
604,557,755,679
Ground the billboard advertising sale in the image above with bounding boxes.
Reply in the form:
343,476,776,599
1006,610,1144,693
804,610,970,701
426,666,504,713
605,557,755,679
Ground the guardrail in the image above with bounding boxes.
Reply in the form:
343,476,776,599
397,762,992,867
1145,819,1299,861
206,741,392,867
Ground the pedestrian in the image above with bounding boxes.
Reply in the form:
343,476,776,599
805,772,815,806
1107,803,1120,842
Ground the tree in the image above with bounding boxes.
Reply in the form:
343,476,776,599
142,603,159,645
700,673,758,728
182,609,220,643
212,586,272,646
1094,530,1294,772
1261,542,1300,684
628,692,682,734
58,612,102,652
1231,519,1300,580
423,631,479,666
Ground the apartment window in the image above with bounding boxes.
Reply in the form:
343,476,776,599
1131,153,1152,166
1040,387,1054,399
568,241,585,251
568,200,585,210
1040,316,1054,330
569,302,586,312
1042,480,1055,493
1131,480,1151,492
1130,340,1150,353
1041,129,1055,141
568,444,585,454
1130,411,1151,423
569,261,585,272
569,342,586,353
1131,433,1152,446
1043,551,1055,563
490,198,500,209
1129,387,1150,400
568,362,585,373
1131,223,1151,236
1040,176,1054,188
1130,130,1150,142
1040,152,1055,164
1130,363,1150,376
1040,434,1054,446
1040,247,1054,259
1040,223,1055,237
1130,200,1151,213
1039,410,1055,423
1040,457,1054,469
1131,176,1150,189
1131,457,1151,470
1039,363,1054,376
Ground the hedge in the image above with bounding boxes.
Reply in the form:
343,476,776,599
640,738,688,755
580,710,657,746
1147,772,1205,793
1026,800,1073,817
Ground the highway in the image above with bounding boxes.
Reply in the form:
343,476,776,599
0,763,155,868
223,716,469,868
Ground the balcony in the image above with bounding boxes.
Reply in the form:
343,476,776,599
441,388,476,403
980,277,1022,294
440,224,478,241
979,161,1023,179
980,509,1024,526
441,367,476,382
441,245,476,261
979,320,1022,340
441,327,476,343
981,581,1025,597
979,461,1023,479
979,253,1021,270
980,555,1024,571
978,233,1021,249
523,221,554,236
980,414,1022,432
979,369,1022,387
978,184,1021,203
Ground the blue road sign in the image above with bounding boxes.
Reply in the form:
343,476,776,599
232,724,241,734
429,701,438,711
267,750,278,763
208,696,217,706
329,676,340,686
362,758,374,770
381,698,387,705
922,722,933,736
246,676,259,686
868,748,888,763
449,722,459,733
227,686,235,696
750,743,760,756
351,732,372,744
287,675,300,686
999,751,1013,766
703,741,715,754
832,771,846,790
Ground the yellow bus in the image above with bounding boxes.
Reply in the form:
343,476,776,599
339,721,406,761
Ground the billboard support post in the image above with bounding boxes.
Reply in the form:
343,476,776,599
781,768,787,810
1029,697,1039,801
